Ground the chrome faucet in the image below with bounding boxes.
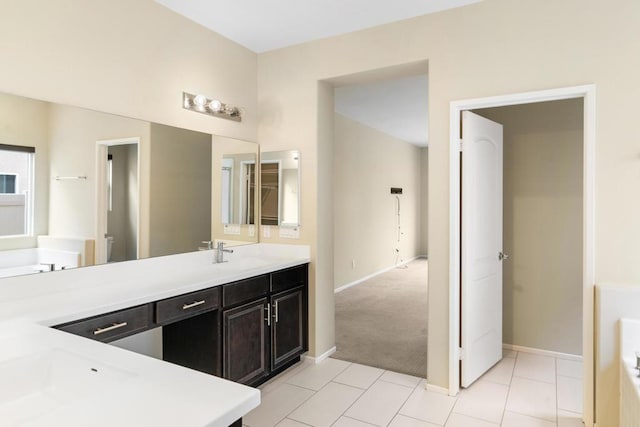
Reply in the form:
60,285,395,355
39,263,55,272
199,241,214,251
215,241,233,263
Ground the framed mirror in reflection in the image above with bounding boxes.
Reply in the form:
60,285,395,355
0,91,258,279
213,135,258,243
260,150,300,227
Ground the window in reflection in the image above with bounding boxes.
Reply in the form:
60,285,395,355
0,145,34,236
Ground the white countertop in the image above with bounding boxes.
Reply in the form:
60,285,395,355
0,243,311,427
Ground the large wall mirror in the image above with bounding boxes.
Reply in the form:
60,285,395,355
0,91,258,279
261,150,300,227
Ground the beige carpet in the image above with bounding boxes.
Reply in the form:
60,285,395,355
333,258,428,378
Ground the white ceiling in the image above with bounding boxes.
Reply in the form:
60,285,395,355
155,0,482,53
335,75,429,147
154,1,449,145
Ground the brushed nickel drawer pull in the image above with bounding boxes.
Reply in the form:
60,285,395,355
93,322,128,335
182,300,206,310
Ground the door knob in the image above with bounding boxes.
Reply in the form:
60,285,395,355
499,252,509,261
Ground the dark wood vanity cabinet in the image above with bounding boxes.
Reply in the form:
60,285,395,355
222,298,270,384
54,263,308,389
159,287,223,377
221,264,309,386
271,286,306,371
55,304,152,343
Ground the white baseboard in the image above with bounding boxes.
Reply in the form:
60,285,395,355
302,346,336,364
503,343,582,362
334,255,426,294
425,383,450,395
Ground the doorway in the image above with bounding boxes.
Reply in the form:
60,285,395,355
96,137,141,264
449,85,596,425
330,72,429,377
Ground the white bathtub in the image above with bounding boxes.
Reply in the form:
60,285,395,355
0,248,80,278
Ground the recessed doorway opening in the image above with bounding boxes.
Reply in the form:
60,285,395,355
96,137,141,264
329,66,429,378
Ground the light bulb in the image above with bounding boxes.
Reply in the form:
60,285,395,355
209,99,222,112
193,94,207,106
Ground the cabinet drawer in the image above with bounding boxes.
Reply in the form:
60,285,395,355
271,264,308,293
223,275,269,308
56,304,151,343
156,287,220,325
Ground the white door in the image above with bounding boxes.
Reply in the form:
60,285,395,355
461,111,504,388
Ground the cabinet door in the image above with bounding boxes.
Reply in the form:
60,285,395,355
223,298,270,385
271,287,305,370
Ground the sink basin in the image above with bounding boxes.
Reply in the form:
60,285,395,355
222,256,274,270
0,349,134,425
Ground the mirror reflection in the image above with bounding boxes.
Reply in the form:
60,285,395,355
260,150,300,227
212,135,258,244
0,91,258,279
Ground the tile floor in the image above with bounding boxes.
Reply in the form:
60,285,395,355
244,350,584,427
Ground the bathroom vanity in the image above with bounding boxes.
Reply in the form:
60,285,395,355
0,243,310,426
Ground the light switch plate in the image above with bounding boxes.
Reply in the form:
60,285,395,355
263,225,271,238
223,224,241,235
279,227,300,239
248,225,255,237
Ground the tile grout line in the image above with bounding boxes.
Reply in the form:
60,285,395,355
375,377,425,389
283,361,357,426
276,365,353,427
331,368,386,391
325,374,419,427
439,384,459,427
285,419,315,427
273,389,316,427
499,350,519,426
389,381,444,425
382,380,427,427
495,352,516,426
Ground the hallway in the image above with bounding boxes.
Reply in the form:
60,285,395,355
333,258,428,377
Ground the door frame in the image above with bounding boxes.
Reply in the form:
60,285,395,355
95,137,141,264
239,160,256,224
448,85,596,425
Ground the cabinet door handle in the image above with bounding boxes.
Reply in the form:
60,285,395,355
265,303,271,326
93,321,128,336
273,301,279,323
182,300,206,310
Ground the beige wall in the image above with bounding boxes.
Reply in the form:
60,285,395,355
0,93,50,250
48,104,151,259
257,1,640,416
0,0,257,142
0,0,257,259
476,99,583,356
149,123,211,257
334,113,424,289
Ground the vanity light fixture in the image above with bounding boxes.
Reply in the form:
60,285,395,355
183,92,242,122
